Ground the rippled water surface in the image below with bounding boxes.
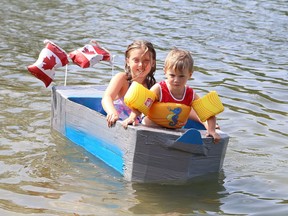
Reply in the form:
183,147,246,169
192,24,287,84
1,0,287,215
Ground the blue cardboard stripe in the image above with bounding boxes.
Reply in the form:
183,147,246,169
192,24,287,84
65,126,124,175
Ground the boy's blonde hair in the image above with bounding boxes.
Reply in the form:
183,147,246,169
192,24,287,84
164,48,194,74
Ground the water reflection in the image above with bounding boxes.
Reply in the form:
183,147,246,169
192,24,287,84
129,173,226,215
1,0,288,215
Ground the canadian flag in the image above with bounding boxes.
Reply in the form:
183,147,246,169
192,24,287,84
69,40,111,68
27,40,69,87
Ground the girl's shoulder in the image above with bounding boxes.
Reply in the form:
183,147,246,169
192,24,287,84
116,72,129,91
113,72,128,80
110,72,129,85
105,72,130,99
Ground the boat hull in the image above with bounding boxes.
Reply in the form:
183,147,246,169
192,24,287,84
51,85,229,183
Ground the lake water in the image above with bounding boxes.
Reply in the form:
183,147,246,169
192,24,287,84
1,0,287,215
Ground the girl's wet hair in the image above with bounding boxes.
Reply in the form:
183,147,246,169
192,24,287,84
164,48,194,74
125,40,156,89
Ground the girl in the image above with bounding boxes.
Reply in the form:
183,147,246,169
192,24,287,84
142,48,221,143
101,40,156,128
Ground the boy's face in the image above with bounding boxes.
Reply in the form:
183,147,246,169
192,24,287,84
164,68,192,89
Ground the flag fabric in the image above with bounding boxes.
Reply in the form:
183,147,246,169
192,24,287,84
27,40,113,87
27,40,69,87
68,40,111,68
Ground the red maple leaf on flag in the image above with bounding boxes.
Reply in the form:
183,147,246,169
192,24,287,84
42,55,57,70
82,47,96,55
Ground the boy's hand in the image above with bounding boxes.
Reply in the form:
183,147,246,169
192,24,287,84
206,131,221,144
122,117,139,129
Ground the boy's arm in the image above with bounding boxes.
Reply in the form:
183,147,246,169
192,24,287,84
207,116,221,144
150,83,160,101
122,108,142,129
122,83,160,129
191,92,220,143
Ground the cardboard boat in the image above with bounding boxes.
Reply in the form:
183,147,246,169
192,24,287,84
51,85,229,183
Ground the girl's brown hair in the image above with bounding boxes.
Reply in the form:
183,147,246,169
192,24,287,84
125,40,156,89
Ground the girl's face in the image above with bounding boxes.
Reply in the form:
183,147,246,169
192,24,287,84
126,48,154,83
165,69,191,90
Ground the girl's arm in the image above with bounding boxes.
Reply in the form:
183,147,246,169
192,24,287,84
101,73,128,127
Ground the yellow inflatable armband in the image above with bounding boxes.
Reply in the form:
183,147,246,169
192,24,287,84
147,102,191,129
124,81,156,115
192,91,224,122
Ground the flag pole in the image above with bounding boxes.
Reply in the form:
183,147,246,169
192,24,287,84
64,64,68,86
